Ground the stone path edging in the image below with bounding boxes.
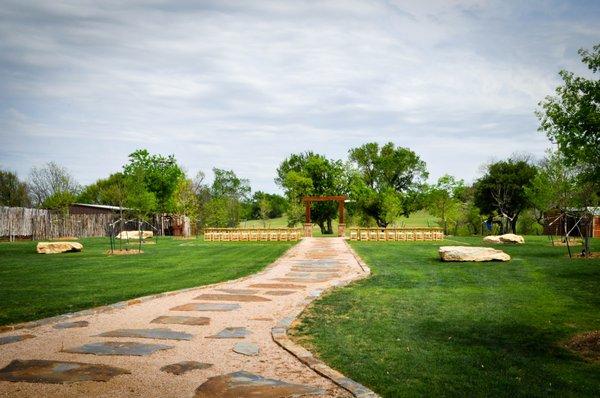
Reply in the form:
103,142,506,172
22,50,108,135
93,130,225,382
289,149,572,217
0,243,298,333
271,240,380,398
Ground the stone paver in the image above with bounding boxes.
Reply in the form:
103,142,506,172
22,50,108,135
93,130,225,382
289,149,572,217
193,293,271,302
64,341,173,356
53,321,89,329
0,359,130,383
170,302,241,311
233,342,259,356
207,327,251,339
194,371,325,398
96,328,193,341
0,335,34,346
0,237,368,397
150,315,210,326
160,361,212,375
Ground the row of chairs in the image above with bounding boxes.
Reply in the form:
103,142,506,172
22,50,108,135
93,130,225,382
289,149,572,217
349,228,444,241
204,228,302,242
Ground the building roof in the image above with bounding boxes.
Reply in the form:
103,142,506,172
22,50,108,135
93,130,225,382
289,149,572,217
71,203,129,211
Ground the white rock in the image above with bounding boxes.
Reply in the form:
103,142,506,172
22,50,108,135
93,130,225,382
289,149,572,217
439,246,510,262
498,234,524,244
37,241,83,254
483,235,502,244
483,234,525,244
116,230,154,240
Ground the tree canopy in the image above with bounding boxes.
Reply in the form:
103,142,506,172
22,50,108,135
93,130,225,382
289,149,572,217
348,142,427,227
474,159,537,233
276,152,346,233
122,149,184,213
0,170,30,207
537,44,600,183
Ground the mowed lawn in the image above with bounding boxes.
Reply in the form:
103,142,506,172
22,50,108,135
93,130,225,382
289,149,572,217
0,237,293,326
292,236,600,397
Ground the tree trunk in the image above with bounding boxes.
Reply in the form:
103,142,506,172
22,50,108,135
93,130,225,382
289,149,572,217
318,221,325,234
510,216,518,234
326,218,333,234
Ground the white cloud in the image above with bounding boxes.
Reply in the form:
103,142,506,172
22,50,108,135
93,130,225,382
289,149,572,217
0,0,598,190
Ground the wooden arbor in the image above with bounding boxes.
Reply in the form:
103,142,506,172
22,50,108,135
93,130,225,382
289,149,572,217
302,195,347,237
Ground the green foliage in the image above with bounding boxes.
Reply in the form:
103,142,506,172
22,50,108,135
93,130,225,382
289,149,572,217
0,170,30,207
203,168,251,227
276,152,346,233
41,190,77,214
122,149,184,213
537,44,600,183
348,142,428,227
173,178,199,220
524,149,581,225
247,191,288,220
474,159,537,233
424,174,464,235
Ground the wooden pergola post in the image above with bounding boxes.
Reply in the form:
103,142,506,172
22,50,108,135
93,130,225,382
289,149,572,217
302,195,347,238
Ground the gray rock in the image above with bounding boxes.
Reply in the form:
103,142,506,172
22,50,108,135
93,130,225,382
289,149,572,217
207,327,251,339
233,342,259,356
0,359,129,383
64,341,173,356
96,328,193,341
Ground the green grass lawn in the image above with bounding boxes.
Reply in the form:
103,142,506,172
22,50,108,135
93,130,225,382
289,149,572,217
241,209,438,236
0,237,293,326
291,236,600,397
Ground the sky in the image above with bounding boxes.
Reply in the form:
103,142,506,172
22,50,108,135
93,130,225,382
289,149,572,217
1,0,599,193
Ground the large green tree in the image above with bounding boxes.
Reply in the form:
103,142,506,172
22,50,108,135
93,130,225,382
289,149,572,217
122,149,184,213
348,142,427,228
276,152,346,233
424,175,464,235
206,168,251,227
537,44,600,183
474,159,537,233
0,170,30,207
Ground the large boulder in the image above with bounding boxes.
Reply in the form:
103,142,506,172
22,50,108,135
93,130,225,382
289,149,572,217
37,242,83,254
499,234,524,244
483,234,525,244
483,235,502,244
116,230,153,240
439,246,510,262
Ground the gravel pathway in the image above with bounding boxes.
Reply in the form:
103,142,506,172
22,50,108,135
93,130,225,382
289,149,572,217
0,238,367,397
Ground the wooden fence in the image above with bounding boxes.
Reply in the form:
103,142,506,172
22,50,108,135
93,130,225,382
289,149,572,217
204,228,302,242
0,206,115,241
349,227,444,241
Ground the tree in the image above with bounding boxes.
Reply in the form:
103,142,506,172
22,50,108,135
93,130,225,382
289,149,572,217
247,191,288,220
259,197,271,227
424,175,464,235
207,168,251,227
474,159,537,233
525,149,580,226
122,149,184,213
276,152,346,233
0,170,30,207
537,44,600,183
348,142,428,228
28,162,79,208
174,178,199,221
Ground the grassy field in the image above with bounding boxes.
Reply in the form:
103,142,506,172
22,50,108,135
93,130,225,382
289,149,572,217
0,237,293,326
292,236,600,397
241,209,438,235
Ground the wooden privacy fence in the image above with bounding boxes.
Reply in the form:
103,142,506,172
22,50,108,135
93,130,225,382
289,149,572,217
349,227,444,241
204,228,302,242
0,206,114,241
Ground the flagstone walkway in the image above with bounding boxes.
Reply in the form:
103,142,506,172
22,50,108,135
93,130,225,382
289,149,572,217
0,238,369,397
